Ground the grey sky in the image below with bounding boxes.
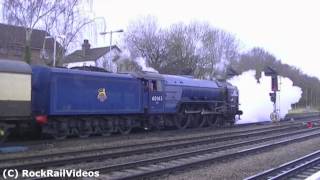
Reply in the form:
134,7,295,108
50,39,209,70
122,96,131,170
93,0,320,78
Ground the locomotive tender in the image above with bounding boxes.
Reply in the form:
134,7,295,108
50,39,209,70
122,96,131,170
0,59,242,140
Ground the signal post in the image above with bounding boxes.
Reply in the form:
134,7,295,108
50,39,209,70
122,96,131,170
265,67,280,122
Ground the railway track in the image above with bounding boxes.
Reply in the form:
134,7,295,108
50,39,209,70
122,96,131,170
92,128,320,180
2,113,317,148
0,120,266,148
0,123,307,168
1,126,319,179
0,122,303,161
0,116,319,155
246,149,320,180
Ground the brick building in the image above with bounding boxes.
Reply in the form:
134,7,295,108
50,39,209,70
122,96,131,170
0,23,63,65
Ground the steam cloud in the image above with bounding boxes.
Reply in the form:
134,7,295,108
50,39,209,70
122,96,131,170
134,57,159,73
229,70,302,124
117,50,158,73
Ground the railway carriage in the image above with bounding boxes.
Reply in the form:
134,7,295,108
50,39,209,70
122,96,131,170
0,59,32,141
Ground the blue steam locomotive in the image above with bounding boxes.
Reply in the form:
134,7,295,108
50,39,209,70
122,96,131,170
0,59,242,140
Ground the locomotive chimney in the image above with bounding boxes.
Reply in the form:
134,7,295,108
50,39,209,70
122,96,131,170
82,39,90,56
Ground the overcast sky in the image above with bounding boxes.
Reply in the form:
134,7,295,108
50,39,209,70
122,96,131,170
93,0,320,78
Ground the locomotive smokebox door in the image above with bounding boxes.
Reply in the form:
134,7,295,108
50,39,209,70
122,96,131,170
148,79,165,113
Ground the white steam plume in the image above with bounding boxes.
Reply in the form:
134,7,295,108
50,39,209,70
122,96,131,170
134,57,159,73
229,70,302,124
117,50,159,73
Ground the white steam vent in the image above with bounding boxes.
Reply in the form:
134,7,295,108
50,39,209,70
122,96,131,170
229,70,302,124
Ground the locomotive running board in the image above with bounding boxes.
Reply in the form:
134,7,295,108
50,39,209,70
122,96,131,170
184,110,221,115
184,110,201,114
201,111,220,115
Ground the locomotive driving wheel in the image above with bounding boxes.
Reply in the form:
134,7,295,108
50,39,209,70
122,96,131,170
198,115,208,128
174,113,191,130
207,116,221,127
193,114,207,128
118,118,133,135
189,114,200,128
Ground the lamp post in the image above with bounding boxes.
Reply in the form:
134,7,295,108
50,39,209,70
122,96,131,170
100,29,123,71
45,35,65,67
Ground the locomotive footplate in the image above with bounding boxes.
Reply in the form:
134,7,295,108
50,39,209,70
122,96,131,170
201,110,221,115
184,110,202,114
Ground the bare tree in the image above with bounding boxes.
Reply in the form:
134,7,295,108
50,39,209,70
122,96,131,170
231,47,277,80
42,0,100,65
123,19,239,78
162,23,201,75
2,0,62,63
124,16,167,72
163,22,239,78
199,25,239,79
2,0,100,65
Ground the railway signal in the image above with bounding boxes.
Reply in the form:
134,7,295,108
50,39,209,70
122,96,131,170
264,66,280,122
269,92,276,103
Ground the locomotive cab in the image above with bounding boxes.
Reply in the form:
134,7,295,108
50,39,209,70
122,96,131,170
140,72,165,114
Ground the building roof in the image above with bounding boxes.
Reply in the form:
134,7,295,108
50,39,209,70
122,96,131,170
0,23,62,51
63,45,121,63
